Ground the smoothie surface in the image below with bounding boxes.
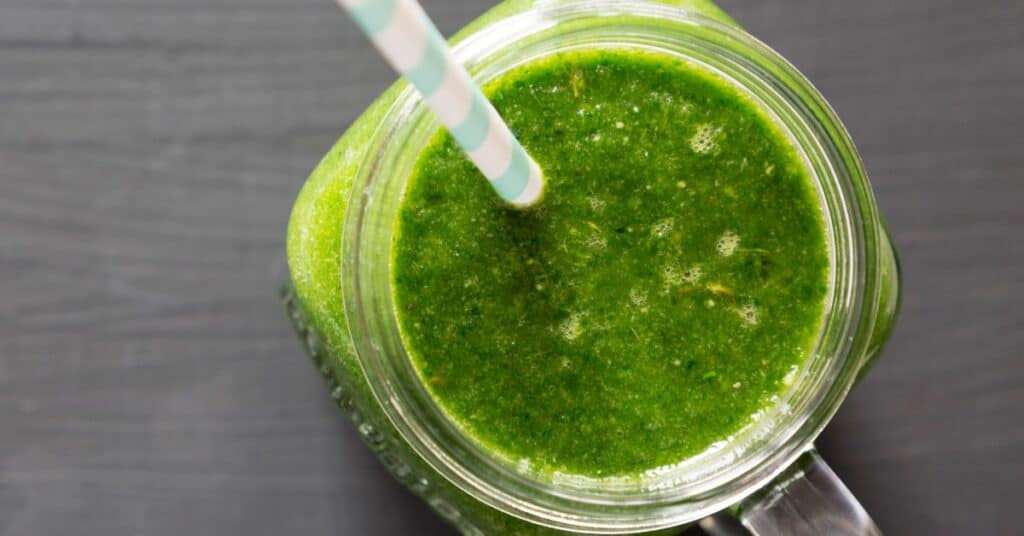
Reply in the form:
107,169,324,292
391,49,830,478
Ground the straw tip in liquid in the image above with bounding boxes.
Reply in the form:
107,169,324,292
509,160,545,208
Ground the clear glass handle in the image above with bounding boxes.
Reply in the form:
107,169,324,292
729,447,880,535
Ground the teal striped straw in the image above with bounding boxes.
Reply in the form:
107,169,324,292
337,0,545,206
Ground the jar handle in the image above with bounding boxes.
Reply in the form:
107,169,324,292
703,447,881,535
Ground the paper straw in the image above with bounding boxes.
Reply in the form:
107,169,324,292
337,0,544,206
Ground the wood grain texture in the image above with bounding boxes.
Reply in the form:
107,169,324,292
1,1,1021,534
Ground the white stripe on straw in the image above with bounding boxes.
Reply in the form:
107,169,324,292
337,0,544,206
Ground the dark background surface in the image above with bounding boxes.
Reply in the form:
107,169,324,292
2,1,1022,534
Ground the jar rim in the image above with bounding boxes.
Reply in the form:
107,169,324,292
341,1,882,532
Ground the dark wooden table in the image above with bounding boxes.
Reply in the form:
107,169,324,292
2,1,1021,534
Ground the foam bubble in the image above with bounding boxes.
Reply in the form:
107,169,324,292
738,303,759,326
716,231,740,257
587,196,606,211
651,218,674,237
689,123,721,154
558,312,584,341
629,288,649,308
682,265,703,284
662,265,684,287
585,233,607,249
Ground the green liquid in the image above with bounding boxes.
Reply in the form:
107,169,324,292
392,49,829,478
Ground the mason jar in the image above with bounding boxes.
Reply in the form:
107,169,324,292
282,1,901,533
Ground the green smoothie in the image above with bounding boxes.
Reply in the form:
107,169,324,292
392,49,830,478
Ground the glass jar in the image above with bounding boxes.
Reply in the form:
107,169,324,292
283,1,901,533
